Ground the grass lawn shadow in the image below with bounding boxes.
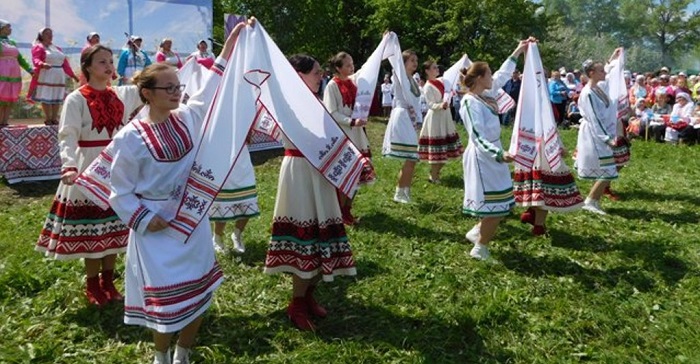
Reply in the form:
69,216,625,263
354,211,466,243
617,190,700,206
499,250,659,292
62,303,149,343
308,273,513,363
551,230,691,287
435,174,463,189
0,179,58,200
607,206,699,225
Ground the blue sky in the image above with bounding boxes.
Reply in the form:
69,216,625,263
6,0,213,57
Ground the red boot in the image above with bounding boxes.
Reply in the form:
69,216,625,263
341,204,356,226
532,225,547,236
604,186,621,201
520,207,536,226
305,285,327,318
86,276,108,307
287,297,316,331
100,270,124,302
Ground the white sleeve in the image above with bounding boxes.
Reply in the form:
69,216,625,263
108,135,156,235
57,91,84,175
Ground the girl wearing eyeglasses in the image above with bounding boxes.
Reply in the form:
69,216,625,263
79,20,251,364
36,44,143,307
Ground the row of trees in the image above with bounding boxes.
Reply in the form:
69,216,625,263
212,0,700,74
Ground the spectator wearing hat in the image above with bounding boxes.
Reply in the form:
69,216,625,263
82,32,100,54
156,38,182,69
117,35,151,85
79,32,113,86
676,73,691,95
186,39,214,68
629,74,650,107
28,27,79,125
659,74,675,105
667,92,696,144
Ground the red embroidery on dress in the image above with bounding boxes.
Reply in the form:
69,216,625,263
334,77,357,108
135,115,193,162
79,86,125,138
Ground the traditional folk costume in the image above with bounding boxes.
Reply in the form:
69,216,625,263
608,51,631,167
381,82,393,107
382,73,422,161
574,80,619,181
510,43,583,216
117,47,151,85
156,51,183,69
208,146,260,221
188,50,214,69
35,85,142,259
460,58,517,217
77,57,227,333
264,135,355,281
28,43,76,104
418,79,463,163
0,35,33,106
323,76,374,184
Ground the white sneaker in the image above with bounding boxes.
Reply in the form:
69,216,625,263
173,345,190,364
393,187,410,204
582,200,607,215
153,349,172,364
465,224,481,244
212,234,226,253
231,228,246,254
469,243,491,261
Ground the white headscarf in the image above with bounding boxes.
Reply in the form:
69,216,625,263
0,19,9,29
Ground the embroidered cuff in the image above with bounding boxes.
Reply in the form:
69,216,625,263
129,205,155,234
211,56,227,75
495,149,504,163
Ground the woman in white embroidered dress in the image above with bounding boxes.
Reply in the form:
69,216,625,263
575,49,623,216
460,39,528,261
264,54,355,332
29,27,79,125
156,38,183,69
383,50,421,203
323,51,374,224
418,59,463,183
82,22,247,364
36,45,141,306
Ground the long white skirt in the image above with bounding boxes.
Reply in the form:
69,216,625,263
462,142,514,217
574,120,618,180
124,199,223,333
383,106,419,160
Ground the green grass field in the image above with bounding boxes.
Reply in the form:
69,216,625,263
1,118,699,363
